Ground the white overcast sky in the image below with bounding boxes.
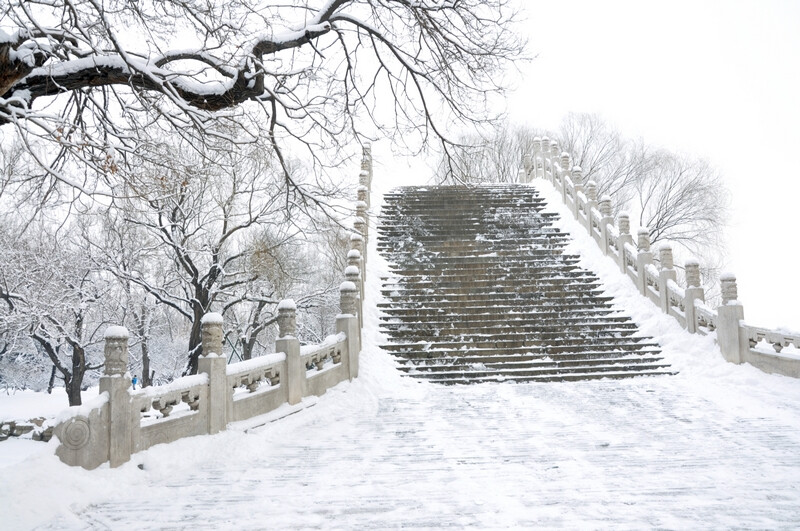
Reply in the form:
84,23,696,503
505,0,800,330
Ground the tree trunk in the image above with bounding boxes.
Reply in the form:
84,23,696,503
185,304,204,375
68,345,85,406
47,364,57,394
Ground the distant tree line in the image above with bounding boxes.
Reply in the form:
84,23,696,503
436,112,729,296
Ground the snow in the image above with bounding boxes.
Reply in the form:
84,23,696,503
200,312,223,325
2,173,800,527
136,374,208,399
55,392,109,424
340,281,356,292
276,299,296,311
226,354,285,376
104,325,129,339
299,332,346,356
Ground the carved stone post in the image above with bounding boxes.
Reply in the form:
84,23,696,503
684,259,705,333
585,181,598,236
540,136,551,179
520,154,531,183
617,213,633,274
336,282,360,380
356,200,368,239
101,326,132,468
197,313,227,435
598,195,613,252
275,300,303,405
345,265,363,332
549,140,560,183
716,273,748,364
357,184,369,206
658,245,677,313
350,233,367,272
572,166,584,218
559,152,571,201
56,327,132,469
636,229,653,296
347,249,364,295
532,137,544,179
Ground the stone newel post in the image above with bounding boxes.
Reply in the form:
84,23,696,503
584,181,598,235
598,195,614,252
345,265,363,332
523,154,533,183
275,300,303,405
684,259,706,333
616,213,633,274
658,245,677,313
101,326,133,468
716,273,748,364
197,313,227,434
636,229,653,296
572,166,584,217
337,281,360,380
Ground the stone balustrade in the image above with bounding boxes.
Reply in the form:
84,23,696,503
523,140,800,378
53,145,374,469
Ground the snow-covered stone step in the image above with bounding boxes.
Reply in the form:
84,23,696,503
377,184,670,383
397,354,667,369
416,368,676,384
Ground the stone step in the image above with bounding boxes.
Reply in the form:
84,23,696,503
412,369,676,384
377,184,670,384
396,352,665,367
383,341,661,354
403,361,672,378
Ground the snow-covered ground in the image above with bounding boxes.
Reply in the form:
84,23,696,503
2,175,800,529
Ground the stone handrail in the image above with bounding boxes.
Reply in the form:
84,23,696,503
523,140,800,379
53,145,374,469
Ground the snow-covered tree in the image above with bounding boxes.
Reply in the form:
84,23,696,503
1,0,523,189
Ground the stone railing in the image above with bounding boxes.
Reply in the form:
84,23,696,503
53,145,373,469
522,139,800,378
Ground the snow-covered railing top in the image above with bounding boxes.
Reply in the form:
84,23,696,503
53,144,374,470
522,139,800,378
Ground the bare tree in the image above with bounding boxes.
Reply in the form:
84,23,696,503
0,225,113,405
435,122,545,184
635,150,727,254
1,0,524,190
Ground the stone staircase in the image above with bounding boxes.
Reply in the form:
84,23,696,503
377,185,673,383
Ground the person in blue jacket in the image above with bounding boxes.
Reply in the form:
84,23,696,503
132,375,139,390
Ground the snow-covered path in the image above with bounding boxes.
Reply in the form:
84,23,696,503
4,179,800,529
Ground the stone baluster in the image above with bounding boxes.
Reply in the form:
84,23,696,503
584,181,598,235
363,143,373,188
636,229,653,296
540,136,551,179
357,185,368,205
197,313,227,434
350,232,365,268
716,273,748,364
355,200,369,242
549,140,560,183
345,265,363,332
275,300,303,405
102,326,132,468
559,152,571,201
658,244,677,313
598,195,613,253
523,154,533,183
572,166,584,218
347,249,364,295
616,213,632,274
336,282,360,380
683,259,706,333
532,137,544,179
